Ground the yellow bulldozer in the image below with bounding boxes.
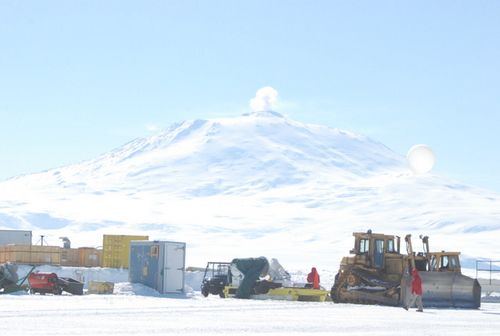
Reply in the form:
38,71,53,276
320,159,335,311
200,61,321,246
330,230,481,308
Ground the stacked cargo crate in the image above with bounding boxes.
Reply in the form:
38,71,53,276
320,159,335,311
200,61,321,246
0,245,103,267
0,245,61,265
0,230,147,267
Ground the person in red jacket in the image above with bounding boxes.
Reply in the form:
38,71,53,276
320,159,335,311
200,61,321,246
307,267,320,290
405,268,424,312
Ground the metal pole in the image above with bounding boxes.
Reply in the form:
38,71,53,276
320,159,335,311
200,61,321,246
490,260,492,286
476,260,478,280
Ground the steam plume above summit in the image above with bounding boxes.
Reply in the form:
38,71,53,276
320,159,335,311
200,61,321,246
249,87,279,112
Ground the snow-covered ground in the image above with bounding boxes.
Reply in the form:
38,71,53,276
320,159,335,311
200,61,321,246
2,292,500,336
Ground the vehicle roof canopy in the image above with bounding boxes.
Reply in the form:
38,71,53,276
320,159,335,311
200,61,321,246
352,232,397,240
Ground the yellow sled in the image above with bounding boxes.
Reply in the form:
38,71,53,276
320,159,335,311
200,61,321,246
222,285,329,302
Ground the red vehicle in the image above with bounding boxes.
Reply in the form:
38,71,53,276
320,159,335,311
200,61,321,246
28,272,62,295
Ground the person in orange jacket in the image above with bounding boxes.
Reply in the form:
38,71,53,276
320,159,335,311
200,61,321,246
307,267,320,289
405,268,424,312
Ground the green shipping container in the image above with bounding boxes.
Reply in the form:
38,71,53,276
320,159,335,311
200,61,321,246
102,234,148,268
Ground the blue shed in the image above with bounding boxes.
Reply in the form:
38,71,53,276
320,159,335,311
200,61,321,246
129,240,186,294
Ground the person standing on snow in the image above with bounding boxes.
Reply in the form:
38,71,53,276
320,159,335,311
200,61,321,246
307,267,320,289
405,268,424,312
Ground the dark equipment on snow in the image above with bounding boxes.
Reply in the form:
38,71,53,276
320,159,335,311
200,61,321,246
218,257,329,301
0,262,18,291
232,257,269,299
0,263,36,294
28,272,84,295
201,262,231,297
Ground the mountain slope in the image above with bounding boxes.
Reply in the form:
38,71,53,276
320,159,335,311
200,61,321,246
0,111,499,269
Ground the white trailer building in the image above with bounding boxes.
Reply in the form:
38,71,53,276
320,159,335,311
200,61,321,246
0,230,32,246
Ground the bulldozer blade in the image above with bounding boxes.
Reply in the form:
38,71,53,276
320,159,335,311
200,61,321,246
404,272,481,308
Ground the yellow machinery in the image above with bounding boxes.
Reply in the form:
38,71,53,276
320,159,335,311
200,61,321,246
208,257,329,302
222,285,329,302
331,230,481,308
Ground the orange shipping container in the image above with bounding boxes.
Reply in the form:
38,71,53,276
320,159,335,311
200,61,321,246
61,248,80,266
78,247,102,267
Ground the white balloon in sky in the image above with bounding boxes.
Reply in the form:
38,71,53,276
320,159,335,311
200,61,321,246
407,144,435,175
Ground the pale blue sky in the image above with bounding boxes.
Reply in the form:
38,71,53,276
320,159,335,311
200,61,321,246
1,1,499,191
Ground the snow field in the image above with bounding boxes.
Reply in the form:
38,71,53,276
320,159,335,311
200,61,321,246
1,294,500,336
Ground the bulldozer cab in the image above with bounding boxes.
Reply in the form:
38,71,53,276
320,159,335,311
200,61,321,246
428,252,461,272
411,235,462,273
350,231,401,269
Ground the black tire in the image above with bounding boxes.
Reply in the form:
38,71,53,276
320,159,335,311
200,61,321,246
330,272,341,302
201,285,209,297
219,290,226,298
253,281,271,295
330,286,337,302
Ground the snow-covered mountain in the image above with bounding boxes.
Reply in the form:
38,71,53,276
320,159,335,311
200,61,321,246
1,111,499,269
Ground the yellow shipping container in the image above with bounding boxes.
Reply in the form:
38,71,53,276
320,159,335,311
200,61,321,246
102,234,148,268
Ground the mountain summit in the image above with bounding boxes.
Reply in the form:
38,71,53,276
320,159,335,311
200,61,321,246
0,113,499,268
2,113,405,197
